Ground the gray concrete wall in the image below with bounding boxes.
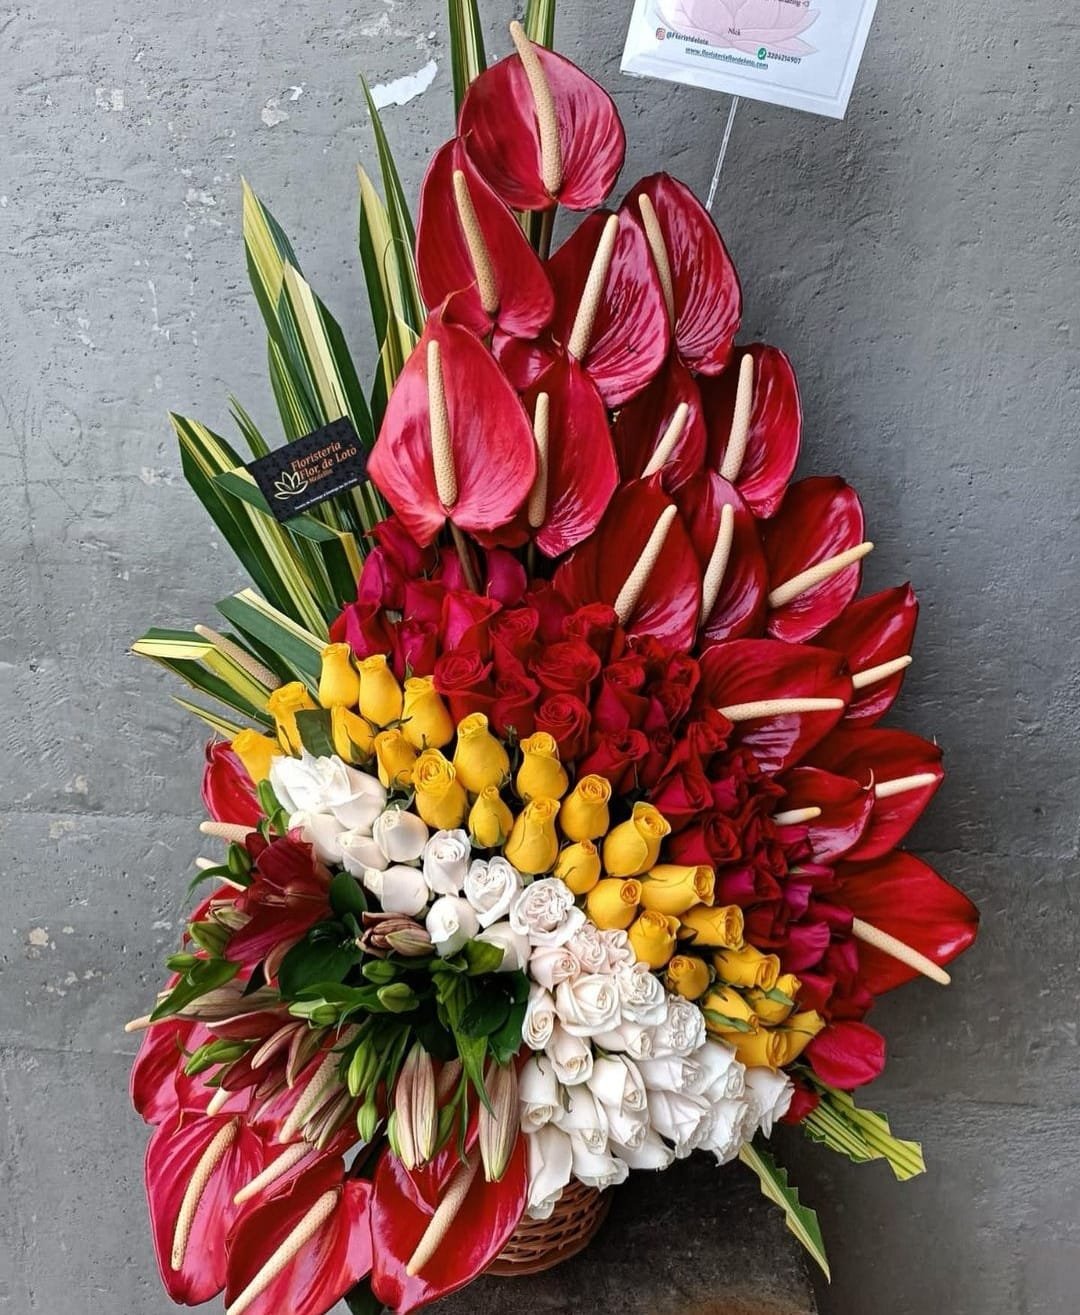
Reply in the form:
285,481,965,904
1,1,1076,1312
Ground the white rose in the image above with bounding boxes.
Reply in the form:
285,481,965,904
510,878,585,947
425,895,479,957
363,864,429,917
553,1085,608,1155
288,810,346,864
611,1127,675,1172
422,829,472,896
600,929,635,971
700,1096,752,1165
520,1055,561,1131
592,1020,653,1060
476,921,531,973
698,1038,746,1102
525,1124,573,1220
546,1023,593,1086
615,963,668,1027
554,974,621,1038
647,1088,713,1158
372,807,429,863
522,983,556,1050
636,1055,707,1096
338,828,389,877
651,996,707,1057
528,944,580,991
569,1135,628,1191
273,753,388,831
587,1054,647,1115
566,923,610,974
464,856,523,928
605,1104,648,1149
743,1066,794,1138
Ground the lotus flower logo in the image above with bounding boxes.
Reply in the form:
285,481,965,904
652,0,819,57
273,469,309,499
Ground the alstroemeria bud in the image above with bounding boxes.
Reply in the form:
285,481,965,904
401,675,454,749
681,904,745,949
479,1060,520,1182
468,784,514,848
230,728,281,784
453,713,510,793
639,864,715,917
331,705,376,763
358,653,404,726
746,973,801,1025
267,681,317,753
318,642,361,709
559,774,611,842
374,729,418,790
602,802,671,877
628,910,679,969
413,749,469,829
504,797,561,874
516,732,569,802
363,864,430,916
665,954,712,1001
360,912,432,958
552,839,601,894
385,924,436,957
712,943,781,990
586,877,642,930
394,1043,437,1169
373,807,430,863
357,1098,381,1141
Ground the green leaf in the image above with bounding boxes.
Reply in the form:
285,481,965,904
171,697,249,738
294,707,337,757
739,1141,830,1280
702,1009,755,1034
523,0,557,46
330,872,368,920
447,0,487,110
458,993,510,1039
132,628,274,724
150,958,241,1023
801,1078,927,1182
277,938,361,998
488,997,528,1066
462,939,505,976
216,589,324,688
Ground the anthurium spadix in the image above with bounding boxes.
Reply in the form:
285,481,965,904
675,470,767,641
612,356,707,492
368,312,536,547
814,585,919,725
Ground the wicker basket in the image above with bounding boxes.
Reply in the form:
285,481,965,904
487,1179,613,1277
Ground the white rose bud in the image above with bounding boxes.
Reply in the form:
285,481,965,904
592,1020,653,1060
553,1085,608,1155
464,856,524,928
743,1065,793,1138
587,1054,647,1114
650,995,707,1058
524,1124,573,1220
569,1135,629,1191
476,921,531,973
554,974,621,1038
424,894,479,957
528,944,580,992
522,983,556,1050
701,1096,752,1166
520,1055,561,1131
288,809,346,865
422,829,472,896
615,963,668,1027
546,1023,594,1086
611,1127,675,1171
647,1088,713,1158
566,924,609,974
363,864,429,916
698,1038,746,1103
338,828,389,877
600,929,635,971
509,877,585,948
636,1055,707,1096
373,807,429,863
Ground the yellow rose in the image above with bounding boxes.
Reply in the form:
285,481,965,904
628,910,680,969
731,1028,787,1070
776,1010,826,1065
504,797,561,874
330,706,375,763
358,654,404,726
553,840,602,895
586,878,642,931
373,729,417,789
679,904,745,949
665,955,712,1001
639,864,716,916
559,774,612,842
516,732,569,802
230,728,281,784
318,642,361,709
602,802,671,877
267,681,317,753
702,984,760,1034
747,973,801,1026
712,944,781,991
452,713,509,793
413,749,469,829
401,676,454,750
469,785,514,848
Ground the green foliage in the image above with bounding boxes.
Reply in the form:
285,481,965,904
739,1141,830,1279
447,0,487,109
801,1077,927,1181
149,958,240,1023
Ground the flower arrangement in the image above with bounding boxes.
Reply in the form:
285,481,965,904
127,5,978,1312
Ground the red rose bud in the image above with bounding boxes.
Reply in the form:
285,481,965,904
536,694,591,762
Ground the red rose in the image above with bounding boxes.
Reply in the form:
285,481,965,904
577,728,650,793
441,591,499,658
649,763,713,829
392,618,438,679
491,671,541,740
648,654,700,724
434,651,495,723
331,602,394,659
562,603,624,663
639,726,674,789
536,694,591,762
523,582,573,643
491,606,540,666
530,639,602,698
484,548,528,606
403,579,447,630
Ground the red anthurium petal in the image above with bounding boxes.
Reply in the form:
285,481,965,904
814,585,919,725
522,357,619,557
368,312,537,547
145,1112,266,1305
762,476,867,643
807,726,944,861
701,344,801,518
806,1020,887,1091
417,139,554,339
837,852,979,994
545,209,671,407
675,470,767,640
203,741,263,828
553,479,701,650
622,173,741,374
699,638,851,775
611,355,707,491
224,1158,372,1315
459,44,625,211
131,1016,195,1126
775,766,874,863
371,1136,528,1315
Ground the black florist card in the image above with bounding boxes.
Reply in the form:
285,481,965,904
247,417,367,522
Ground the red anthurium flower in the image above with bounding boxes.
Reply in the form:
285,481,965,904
774,765,874,863
837,852,979,994
762,476,870,643
806,1020,887,1090
675,470,767,641
223,1157,373,1315
521,357,619,556
417,139,554,338
698,638,851,775
814,585,919,725
370,1135,528,1314
368,312,536,547
553,479,701,650
131,1014,196,1126
228,834,332,969
807,726,944,862
701,343,801,518
621,173,741,374
145,1111,266,1305
458,28,625,211
611,355,707,491
203,741,263,828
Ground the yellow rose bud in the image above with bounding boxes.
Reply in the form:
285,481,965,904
469,785,514,848
373,729,417,789
731,1028,787,1070
330,706,375,764
602,802,671,877
639,864,716,916
401,676,454,750
747,973,801,1026
318,642,361,709
559,774,612,842
776,1010,826,1065
504,797,561,874
231,728,281,785
413,749,469,830
712,943,781,991
665,954,712,1001
586,878,642,931
553,840,602,895
516,732,569,802
452,713,510,794
267,681,317,753
358,654,404,726
679,903,745,949
703,984,760,1034
628,910,680,969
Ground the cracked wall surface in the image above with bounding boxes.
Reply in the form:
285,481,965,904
1,1,1078,1312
